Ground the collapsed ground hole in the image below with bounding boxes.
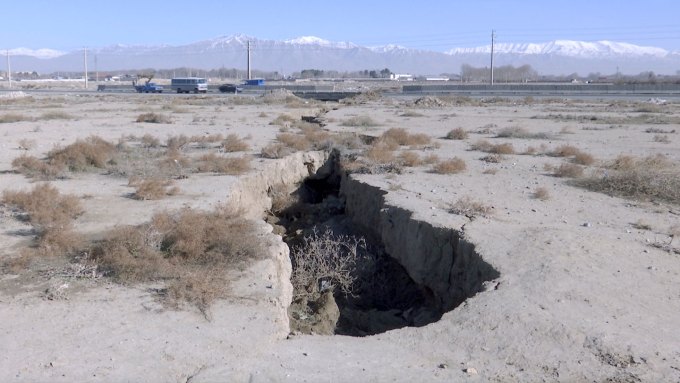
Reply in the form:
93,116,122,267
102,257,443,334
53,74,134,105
267,152,499,336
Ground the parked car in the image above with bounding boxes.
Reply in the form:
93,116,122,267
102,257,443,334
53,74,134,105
218,84,243,94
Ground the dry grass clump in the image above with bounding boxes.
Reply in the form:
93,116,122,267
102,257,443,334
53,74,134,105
136,112,172,124
0,113,31,123
89,208,261,314
129,178,179,200
445,127,469,140
653,135,671,143
432,158,467,174
553,163,584,178
470,139,514,154
365,141,397,164
340,115,380,127
195,153,251,174
276,133,312,151
261,143,292,159
422,154,440,165
449,196,492,218
578,154,680,204
496,126,550,139
400,111,425,117
18,138,36,150
2,183,84,254
550,144,581,157
140,134,161,148
11,154,63,179
222,134,251,152
166,134,190,151
397,151,423,167
381,128,432,147
39,111,73,120
573,151,596,165
533,187,551,200
47,135,116,172
270,113,297,126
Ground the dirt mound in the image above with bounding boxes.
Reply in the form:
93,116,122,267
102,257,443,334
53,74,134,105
413,96,450,107
261,89,305,104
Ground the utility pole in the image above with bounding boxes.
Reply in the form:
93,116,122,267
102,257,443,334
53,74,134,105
84,48,88,89
490,30,495,86
247,40,251,80
6,50,11,89
95,54,98,83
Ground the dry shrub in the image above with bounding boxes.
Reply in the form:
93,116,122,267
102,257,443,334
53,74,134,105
222,134,251,152
398,151,423,167
341,115,379,127
140,134,161,148
89,208,262,313
496,126,550,139
2,183,83,254
195,153,251,174
654,135,671,143
445,127,468,140
190,134,225,147
131,178,177,200
533,187,551,200
400,111,425,117
554,163,584,178
290,228,365,299
18,138,36,150
432,158,466,174
276,133,311,151
268,183,299,214
482,168,498,175
550,144,581,157
39,111,73,120
12,154,64,179
296,124,332,149
382,128,431,147
573,151,596,165
261,143,292,159
578,154,680,204
270,113,296,126
449,196,492,218
523,146,538,155
166,135,190,151
47,135,116,171
470,139,493,152
0,113,31,123
480,154,502,163
365,141,396,164
136,112,171,124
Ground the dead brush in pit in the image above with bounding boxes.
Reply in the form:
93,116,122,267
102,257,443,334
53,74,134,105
340,115,380,128
290,228,366,299
575,154,680,204
88,208,262,315
449,196,492,219
431,158,467,174
2,183,84,255
195,153,251,175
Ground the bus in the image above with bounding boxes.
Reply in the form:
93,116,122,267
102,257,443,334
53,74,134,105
170,77,208,93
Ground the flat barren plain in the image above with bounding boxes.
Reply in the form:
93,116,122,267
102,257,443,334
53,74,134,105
0,89,679,382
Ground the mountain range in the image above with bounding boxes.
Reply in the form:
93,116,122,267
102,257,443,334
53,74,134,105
7,34,680,76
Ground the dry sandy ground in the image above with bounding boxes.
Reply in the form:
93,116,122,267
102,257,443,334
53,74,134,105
0,90,679,382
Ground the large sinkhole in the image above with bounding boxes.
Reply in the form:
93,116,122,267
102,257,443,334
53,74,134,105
266,151,499,336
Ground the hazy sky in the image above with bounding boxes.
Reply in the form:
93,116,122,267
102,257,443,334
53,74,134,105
4,0,680,51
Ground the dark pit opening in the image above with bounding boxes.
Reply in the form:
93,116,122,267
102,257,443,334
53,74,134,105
267,152,499,336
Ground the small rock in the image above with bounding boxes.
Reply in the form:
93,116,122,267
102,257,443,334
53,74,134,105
465,367,478,375
438,363,448,369
582,222,592,227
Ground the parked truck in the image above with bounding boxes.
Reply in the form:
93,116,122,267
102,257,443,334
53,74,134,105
134,82,163,93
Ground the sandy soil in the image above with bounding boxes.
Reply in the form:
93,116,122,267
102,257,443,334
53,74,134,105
1,90,679,382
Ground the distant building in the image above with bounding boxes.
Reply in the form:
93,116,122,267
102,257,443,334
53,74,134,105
425,77,449,81
390,73,414,81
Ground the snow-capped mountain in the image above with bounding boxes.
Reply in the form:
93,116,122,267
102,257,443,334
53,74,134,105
6,35,680,75
447,40,669,58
